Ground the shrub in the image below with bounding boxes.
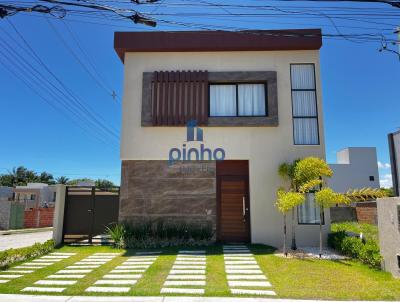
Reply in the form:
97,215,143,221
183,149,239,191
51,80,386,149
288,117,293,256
328,231,381,269
0,239,55,270
107,220,214,249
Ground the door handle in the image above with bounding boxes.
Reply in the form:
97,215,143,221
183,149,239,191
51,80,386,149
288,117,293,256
242,196,246,220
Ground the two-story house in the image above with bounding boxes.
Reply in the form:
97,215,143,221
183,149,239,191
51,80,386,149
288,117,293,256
114,29,329,247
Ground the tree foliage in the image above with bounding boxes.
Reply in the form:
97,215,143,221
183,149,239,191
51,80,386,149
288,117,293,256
345,188,388,202
294,157,333,193
315,188,350,209
95,179,115,190
275,189,305,214
0,166,55,186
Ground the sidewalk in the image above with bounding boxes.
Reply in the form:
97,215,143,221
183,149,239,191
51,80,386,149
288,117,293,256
0,228,52,251
0,295,387,302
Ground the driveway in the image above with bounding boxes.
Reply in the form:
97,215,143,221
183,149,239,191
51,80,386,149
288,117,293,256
0,229,52,251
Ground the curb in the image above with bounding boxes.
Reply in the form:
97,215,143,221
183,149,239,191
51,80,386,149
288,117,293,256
0,227,53,236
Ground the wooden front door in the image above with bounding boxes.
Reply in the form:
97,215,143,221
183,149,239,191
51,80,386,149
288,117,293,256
217,161,250,243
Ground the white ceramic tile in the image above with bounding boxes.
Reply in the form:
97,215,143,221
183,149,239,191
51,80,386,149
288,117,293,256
22,263,52,266
230,288,276,296
41,255,70,259
50,253,76,256
67,265,100,269
174,261,206,265
6,270,34,273
110,269,145,273
14,266,39,269
85,286,130,293
0,280,9,284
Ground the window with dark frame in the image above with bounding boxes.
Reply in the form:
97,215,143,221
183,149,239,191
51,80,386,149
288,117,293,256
290,64,320,145
209,83,267,117
298,192,324,225
369,176,375,181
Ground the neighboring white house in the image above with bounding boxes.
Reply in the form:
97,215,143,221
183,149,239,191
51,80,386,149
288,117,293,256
328,147,380,193
114,29,329,248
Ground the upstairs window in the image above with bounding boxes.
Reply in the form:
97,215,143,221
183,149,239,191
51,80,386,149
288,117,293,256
209,83,267,117
291,64,319,145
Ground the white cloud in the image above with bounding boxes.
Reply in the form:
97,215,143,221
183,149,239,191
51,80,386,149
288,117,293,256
380,173,393,188
377,161,391,169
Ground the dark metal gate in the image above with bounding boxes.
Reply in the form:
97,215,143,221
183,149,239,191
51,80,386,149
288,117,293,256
62,186,120,244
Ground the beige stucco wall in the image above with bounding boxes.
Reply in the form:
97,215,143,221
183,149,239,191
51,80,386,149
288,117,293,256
120,50,329,248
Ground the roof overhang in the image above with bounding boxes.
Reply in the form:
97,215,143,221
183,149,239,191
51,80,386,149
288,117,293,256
114,29,322,62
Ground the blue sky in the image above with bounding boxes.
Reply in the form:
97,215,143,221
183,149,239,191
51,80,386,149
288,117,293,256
0,0,398,186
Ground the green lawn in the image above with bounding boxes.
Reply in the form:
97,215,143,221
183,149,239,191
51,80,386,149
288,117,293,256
0,244,399,300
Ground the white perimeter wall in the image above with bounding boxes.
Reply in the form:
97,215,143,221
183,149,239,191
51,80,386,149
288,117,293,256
120,50,328,248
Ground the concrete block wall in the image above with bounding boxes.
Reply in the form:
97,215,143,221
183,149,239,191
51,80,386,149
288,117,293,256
0,201,11,230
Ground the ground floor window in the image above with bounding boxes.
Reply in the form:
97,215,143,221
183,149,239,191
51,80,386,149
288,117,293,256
298,193,323,224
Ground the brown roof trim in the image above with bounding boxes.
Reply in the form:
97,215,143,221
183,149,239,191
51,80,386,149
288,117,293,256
114,29,322,62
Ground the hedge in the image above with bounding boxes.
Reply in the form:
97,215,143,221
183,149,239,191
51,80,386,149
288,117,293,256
0,239,55,270
328,231,381,269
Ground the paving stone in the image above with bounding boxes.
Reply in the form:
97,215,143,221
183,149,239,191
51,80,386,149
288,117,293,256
86,286,130,293
35,280,77,285
78,259,108,263
225,261,257,265
0,280,9,284
0,275,22,278
47,274,85,279
172,265,206,269
176,257,206,261
6,270,34,273
122,262,153,265
74,261,107,265
93,253,120,255
67,265,100,269
224,251,253,256
230,288,276,296
103,274,142,279
22,287,65,293
116,265,149,269
95,280,138,285
161,287,204,294
57,269,92,274
223,249,250,252
169,270,205,274
113,269,145,273
14,266,39,269
135,251,161,255
224,257,255,261
50,253,76,256
228,280,272,287
32,260,59,263
175,261,206,265
167,275,206,280
178,251,205,255
22,263,52,266
164,280,206,286
226,269,263,274
125,259,155,261
225,265,260,269
227,275,267,280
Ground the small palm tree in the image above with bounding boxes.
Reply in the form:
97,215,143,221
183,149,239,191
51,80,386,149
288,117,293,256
56,176,69,184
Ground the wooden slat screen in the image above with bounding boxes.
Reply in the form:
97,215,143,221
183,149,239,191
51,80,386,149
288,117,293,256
151,70,208,126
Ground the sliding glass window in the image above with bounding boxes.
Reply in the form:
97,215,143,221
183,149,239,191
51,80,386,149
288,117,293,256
290,64,319,145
